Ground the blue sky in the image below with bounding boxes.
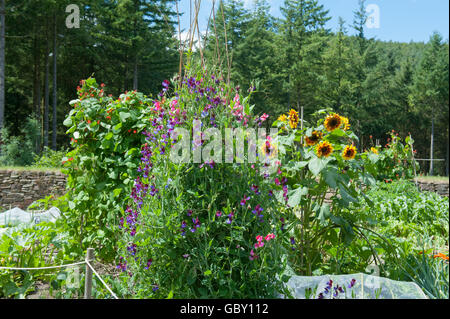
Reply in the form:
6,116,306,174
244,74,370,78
178,0,449,43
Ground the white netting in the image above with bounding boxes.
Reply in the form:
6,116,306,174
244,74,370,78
0,207,61,226
283,273,428,299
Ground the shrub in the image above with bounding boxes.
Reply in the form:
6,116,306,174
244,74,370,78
362,132,419,181
32,147,68,168
0,117,38,167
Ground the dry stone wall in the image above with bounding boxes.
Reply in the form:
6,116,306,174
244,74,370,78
0,169,447,210
416,181,449,197
0,170,67,209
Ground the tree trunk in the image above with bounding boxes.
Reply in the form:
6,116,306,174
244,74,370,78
44,36,50,148
133,57,138,91
33,29,42,155
52,14,57,151
0,0,5,133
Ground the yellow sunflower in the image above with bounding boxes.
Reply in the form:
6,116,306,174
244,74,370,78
370,147,379,154
340,116,350,131
316,141,334,158
305,130,323,146
278,114,288,123
324,113,342,132
288,109,299,129
342,145,357,160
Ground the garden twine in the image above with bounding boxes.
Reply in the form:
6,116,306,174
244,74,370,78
0,259,118,299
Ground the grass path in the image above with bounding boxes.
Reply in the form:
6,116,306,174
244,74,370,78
413,176,449,184
0,166,61,172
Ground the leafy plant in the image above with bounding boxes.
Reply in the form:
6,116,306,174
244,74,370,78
116,64,291,298
396,231,449,299
271,109,378,275
363,131,419,181
0,117,38,167
61,78,154,260
0,220,77,298
32,147,68,168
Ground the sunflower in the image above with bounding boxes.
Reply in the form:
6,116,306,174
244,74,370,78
288,109,299,129
324,113,342,132
370,147,379,154
342,145,357,160
260,138,278,159
340,116,350,131
278,114,288,123
316,141,334,158
305,130,323,146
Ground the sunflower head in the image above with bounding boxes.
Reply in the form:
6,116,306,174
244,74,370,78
340,116,350,131
278,114,288,123
342,145,357,160
316,141,334,158
370,147,379,154
324,113,342,132
288,109,299,129
305,130,323,146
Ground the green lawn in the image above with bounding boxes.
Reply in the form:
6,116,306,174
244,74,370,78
414,175,449,183
0,166,61,172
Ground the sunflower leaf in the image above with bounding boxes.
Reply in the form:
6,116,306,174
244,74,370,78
308,156,330,176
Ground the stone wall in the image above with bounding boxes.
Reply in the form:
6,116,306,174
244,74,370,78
416,181,449,197
0,170,67,210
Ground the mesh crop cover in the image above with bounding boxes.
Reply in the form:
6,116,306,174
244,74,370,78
283,272,427,299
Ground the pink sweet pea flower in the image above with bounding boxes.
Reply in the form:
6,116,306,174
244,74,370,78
260,113,269,122
254,241,264,248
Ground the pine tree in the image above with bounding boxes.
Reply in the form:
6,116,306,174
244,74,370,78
410,33,449,175
278,0,331,117
320,18,356,115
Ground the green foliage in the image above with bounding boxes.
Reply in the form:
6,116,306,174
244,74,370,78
2,0,178,154
399,241,449,299
326,179,449,298
32,147,67,168
61,78,153,260
0,220,78,298
272,110,377,276
362,131,419,181
0,117,38,166
117,65,290,298
360,180,448,239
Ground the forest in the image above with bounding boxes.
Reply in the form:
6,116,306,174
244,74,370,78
0,0,448,175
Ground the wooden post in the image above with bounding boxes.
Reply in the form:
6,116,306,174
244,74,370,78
84,248,94,299
300,106,304,145
429,110,435,176
410,135,419,190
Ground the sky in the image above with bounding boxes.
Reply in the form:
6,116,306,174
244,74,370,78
177,0,449,43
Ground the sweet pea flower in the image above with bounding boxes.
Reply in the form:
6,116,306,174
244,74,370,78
260,113,269,122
